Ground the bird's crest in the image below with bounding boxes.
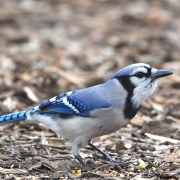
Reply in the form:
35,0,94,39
111,63,151,78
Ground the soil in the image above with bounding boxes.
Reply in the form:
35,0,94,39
0,0,180,179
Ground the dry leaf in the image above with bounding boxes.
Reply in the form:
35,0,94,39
145,133,180,144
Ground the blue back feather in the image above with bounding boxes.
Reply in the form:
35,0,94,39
39,87,112,117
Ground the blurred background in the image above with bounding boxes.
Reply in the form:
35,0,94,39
0,0,179,106
0,0,180,178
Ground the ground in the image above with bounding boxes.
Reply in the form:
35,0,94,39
0,0,180,179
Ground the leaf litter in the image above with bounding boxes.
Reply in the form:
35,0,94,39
0,0,180,179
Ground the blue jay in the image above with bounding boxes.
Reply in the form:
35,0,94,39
0,63,173,170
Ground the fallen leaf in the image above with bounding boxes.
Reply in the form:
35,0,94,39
145,133,180,144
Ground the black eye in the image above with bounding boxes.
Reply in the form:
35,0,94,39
135,72,144,78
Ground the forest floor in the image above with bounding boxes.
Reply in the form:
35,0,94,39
0,0,180,179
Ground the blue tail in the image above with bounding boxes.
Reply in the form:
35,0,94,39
0,109,36,124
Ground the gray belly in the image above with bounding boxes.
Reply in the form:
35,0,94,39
89,107,129,137
34,107,129,142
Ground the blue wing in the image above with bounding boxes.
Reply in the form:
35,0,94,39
37,87,111,117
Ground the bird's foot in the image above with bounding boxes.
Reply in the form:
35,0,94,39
75,155,91,171
94,154,125,165
88,142,125,166
94,153,115,162
81,164,91,172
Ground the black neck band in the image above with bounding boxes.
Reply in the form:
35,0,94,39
117,77,138,119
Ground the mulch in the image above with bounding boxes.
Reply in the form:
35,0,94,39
0,0,180,179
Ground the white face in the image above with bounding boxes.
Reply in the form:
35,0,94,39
129,66,158,107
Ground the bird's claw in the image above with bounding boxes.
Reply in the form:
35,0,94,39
94,154,114,162
81,164,91,172
94,154,125,166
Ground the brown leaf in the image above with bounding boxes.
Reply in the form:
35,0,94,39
131,114,151,127
115,142,127,153
145,133,180,144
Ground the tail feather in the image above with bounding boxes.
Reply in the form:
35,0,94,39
0,109,36,124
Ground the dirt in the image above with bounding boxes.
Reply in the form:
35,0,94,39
0,0,180,179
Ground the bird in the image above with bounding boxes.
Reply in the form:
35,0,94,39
0,63,173,171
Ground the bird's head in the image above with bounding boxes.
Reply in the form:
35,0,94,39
112,63,173,108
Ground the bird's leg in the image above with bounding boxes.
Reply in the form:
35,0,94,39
88,142,116,162
72,140,91,171
88,142,124,164
75,155,91,171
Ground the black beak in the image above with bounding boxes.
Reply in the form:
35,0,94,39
151,70,173,81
